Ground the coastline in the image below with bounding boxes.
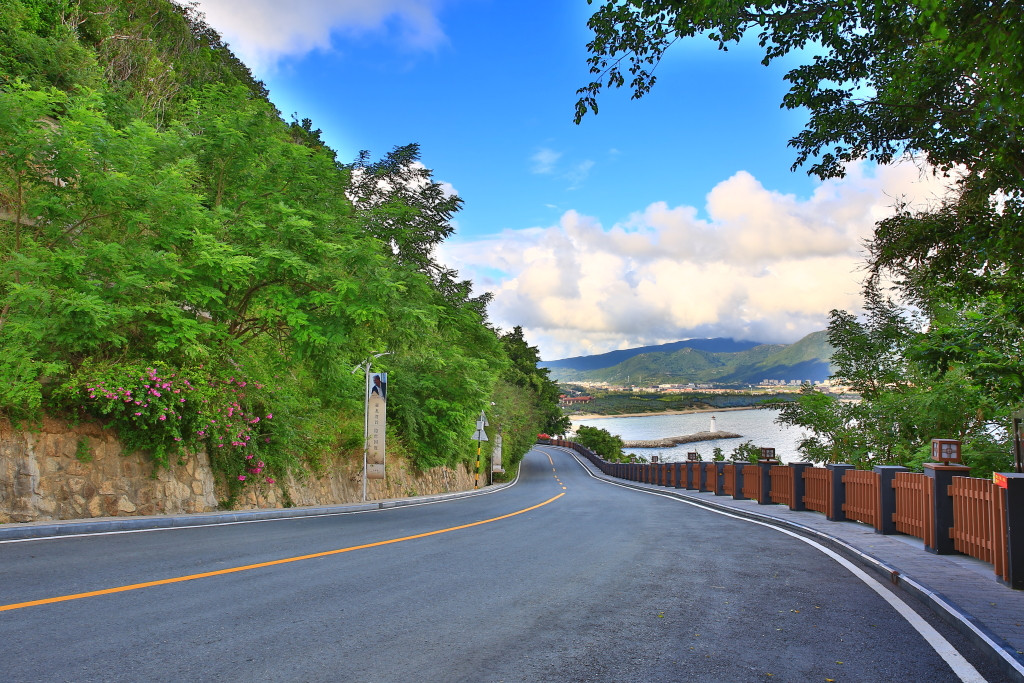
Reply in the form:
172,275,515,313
569,405,760,421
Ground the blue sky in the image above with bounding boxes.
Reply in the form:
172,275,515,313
193,0,950,360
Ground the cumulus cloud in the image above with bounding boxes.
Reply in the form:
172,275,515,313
193,0,449,70
438,160,956,360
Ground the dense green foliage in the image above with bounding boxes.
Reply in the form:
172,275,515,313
573,425,626,462
0,0,558,491
579,0,1023,476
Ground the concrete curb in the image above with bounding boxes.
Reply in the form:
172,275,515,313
559,448,1024,682
0,480,516,542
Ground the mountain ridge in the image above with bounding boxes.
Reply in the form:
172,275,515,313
542,331,834,385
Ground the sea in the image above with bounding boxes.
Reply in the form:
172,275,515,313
571,408,807,463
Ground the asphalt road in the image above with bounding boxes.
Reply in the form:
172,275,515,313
0,446,1006,682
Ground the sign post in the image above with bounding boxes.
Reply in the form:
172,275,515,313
473,410,489,489
354,352,391,502
491,426,504,484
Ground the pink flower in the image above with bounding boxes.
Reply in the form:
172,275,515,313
265,478,275,484
159,415,166,421
266,414,272,419
246,454,254,460
238,475,246,481
134,412,142,416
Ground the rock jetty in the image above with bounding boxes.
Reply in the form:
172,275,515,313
623,430,741,448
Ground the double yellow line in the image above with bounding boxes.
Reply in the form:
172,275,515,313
1,492,565,613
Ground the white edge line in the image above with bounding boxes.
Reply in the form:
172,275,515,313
555,447,999,683
0,463,523,545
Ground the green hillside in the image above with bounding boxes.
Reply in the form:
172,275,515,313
548,332,834,385
0,0,564,493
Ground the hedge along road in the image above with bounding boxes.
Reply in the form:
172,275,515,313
0,447,1002,682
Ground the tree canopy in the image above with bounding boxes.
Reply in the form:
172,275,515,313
0,0,560,493
578,0,1024,474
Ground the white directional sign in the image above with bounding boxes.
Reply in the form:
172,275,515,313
473,427,488,441
477,410,489,427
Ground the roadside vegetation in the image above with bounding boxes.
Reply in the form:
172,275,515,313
579,0,1022,478
0,0,567,497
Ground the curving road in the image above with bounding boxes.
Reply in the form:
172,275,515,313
0,446,1003,682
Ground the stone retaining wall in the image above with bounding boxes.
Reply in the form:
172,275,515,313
0,417,476,524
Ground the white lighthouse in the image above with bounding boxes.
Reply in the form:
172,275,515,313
710,415,717,433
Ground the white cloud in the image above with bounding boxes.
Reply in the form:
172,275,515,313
192,0,449,70
438,160,957,360
531,148,562,174
565,159,595,189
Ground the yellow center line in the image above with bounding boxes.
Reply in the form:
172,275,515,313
0,493,566,613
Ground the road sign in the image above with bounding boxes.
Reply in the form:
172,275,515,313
478,410,489,427
473,428,488,441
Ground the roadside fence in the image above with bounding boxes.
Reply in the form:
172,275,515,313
538,437,1024,590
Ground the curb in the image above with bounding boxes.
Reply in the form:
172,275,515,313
0,481,515,542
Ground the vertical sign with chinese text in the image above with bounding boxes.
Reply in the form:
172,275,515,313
492,431,504,473
366,373,387,479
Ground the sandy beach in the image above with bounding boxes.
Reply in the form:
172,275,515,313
569,405,759,421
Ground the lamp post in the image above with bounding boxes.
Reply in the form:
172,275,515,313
353,351,391,502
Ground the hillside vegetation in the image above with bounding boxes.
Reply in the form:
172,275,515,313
0,0,566,497
546,331,834,385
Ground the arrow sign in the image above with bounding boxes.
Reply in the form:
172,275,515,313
478,410,489,427
473,428,488,441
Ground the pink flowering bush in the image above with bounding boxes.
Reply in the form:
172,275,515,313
55,360,282,485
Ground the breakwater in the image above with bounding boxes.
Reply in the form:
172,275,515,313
623,430,741,448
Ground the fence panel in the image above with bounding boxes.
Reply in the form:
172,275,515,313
770,466,793,506
803,467,830,514
702,463,717,492
723,464,736,496
950,477,1001,568
742,464,761,501
893,472,932,544
842,469,880,529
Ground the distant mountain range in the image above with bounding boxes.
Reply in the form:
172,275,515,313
540,332,834,385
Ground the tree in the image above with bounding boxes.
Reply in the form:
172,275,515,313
578,0,1024,475
574,425,626,462
578,0,1024,186
500,326,571,435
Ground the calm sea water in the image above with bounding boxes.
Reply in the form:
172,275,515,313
572,408,807,463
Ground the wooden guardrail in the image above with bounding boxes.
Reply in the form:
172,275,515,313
541,438,1023,590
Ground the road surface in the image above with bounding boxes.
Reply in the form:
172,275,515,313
0,446,1004,681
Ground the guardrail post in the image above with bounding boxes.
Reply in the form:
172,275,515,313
873,465,908,535
698,463,710,491
1002,474,1024,589
924,462,972,554
713,462,726,495
789,463,811,511
732,462,746,500
757,460,775,505
827,464,856,522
